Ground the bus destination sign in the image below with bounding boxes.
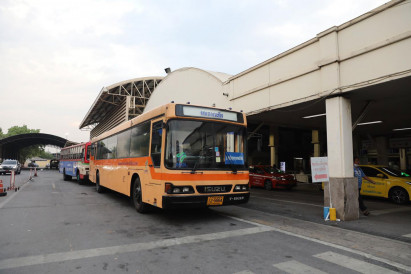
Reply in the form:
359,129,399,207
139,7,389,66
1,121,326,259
181,106,238,122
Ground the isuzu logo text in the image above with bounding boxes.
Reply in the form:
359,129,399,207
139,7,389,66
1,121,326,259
204,186,226,192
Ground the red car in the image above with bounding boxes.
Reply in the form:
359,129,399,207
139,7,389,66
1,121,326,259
249,165,297,190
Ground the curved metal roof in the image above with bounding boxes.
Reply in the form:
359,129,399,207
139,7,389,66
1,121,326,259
0,133,75,160
0,133,71,148
79,76,163,129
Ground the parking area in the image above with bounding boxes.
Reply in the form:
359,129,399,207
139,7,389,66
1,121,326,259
1,170,410,241
0,170,409,274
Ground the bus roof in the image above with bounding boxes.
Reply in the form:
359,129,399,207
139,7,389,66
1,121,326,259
91,103,247,143
61,142,90,150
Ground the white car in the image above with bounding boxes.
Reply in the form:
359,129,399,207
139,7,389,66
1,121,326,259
0,159,21,175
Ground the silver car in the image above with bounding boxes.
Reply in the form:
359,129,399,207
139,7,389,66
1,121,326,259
0,160,21,175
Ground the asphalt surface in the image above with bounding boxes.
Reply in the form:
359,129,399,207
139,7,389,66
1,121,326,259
0,170,410,273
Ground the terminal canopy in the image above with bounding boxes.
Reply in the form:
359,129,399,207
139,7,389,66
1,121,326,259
0,133,73,160
80,77,163,138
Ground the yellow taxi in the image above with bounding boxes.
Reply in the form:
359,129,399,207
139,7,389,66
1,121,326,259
321,165,411,204
359,165,411,204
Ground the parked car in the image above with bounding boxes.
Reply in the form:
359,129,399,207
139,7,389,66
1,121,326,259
0,159,21,175
359,165,411,204
249,165,297,190
28,162,39,168
49,159,59,170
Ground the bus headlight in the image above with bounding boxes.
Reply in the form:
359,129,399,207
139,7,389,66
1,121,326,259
234,184,249,192
165,183,195,194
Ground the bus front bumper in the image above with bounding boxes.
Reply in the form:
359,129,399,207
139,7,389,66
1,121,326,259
162,193,250,209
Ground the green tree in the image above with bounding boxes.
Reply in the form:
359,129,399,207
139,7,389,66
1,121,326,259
5,125,40,136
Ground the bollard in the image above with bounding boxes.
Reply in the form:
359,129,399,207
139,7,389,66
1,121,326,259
323,207,330,220
329,208,337,221
29,168,33,180
0,180,7,197
10,171,15,191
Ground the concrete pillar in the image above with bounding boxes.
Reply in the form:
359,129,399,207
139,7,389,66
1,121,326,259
325,97,359,221
312,130,320,157
400,148,407,171
269,126,279,167
376,136,389,166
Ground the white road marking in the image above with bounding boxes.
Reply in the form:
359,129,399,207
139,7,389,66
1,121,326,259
0,226,274,270
251,195,323,208
314,251,399,274
233,271,255,274
273,260,327,274
370,207,411,216
52,183,55,189
224,214,411,273
403,233,411,238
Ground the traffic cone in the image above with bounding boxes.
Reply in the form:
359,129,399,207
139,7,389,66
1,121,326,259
34,168,38,177
0,180,7,197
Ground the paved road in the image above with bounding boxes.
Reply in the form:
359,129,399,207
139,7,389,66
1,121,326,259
0,170,410,273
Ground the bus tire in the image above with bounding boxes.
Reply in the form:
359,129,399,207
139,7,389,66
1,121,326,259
96,172,104,193
63,169,70,181
132,177,149,213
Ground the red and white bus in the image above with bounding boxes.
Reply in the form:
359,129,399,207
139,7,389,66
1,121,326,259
89,103,249,213
60,142,91,184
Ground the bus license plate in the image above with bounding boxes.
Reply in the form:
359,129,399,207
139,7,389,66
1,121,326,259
207,196,224,206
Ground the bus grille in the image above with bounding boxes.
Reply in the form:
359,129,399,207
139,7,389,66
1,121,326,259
196,185,232,193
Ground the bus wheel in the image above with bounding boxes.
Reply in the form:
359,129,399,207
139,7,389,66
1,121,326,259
132,177,149,213
96,172,104,193
63,169,70,181
264,180,272,191
77,172,84,185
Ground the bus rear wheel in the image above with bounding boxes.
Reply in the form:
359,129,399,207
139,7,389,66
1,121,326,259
63,169,71,181
132,177,149,213
96,172,104,193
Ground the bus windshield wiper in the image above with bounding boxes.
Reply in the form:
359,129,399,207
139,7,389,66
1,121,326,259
191,156,201,174
189,145,207,174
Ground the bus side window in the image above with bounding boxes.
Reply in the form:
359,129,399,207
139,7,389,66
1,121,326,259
151,121,163,167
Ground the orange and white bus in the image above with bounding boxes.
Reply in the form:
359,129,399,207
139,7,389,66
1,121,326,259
89,103,249,213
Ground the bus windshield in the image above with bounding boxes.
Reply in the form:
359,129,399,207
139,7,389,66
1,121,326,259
165,120,247,170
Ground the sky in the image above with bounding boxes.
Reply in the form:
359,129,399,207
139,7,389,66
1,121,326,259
0,0,388,146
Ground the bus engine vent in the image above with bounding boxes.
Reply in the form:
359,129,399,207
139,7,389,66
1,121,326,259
196,185,232,193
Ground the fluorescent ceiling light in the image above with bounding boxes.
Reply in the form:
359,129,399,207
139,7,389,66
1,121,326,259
302,113,326,119
393,127,411,131
357,121,382,126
